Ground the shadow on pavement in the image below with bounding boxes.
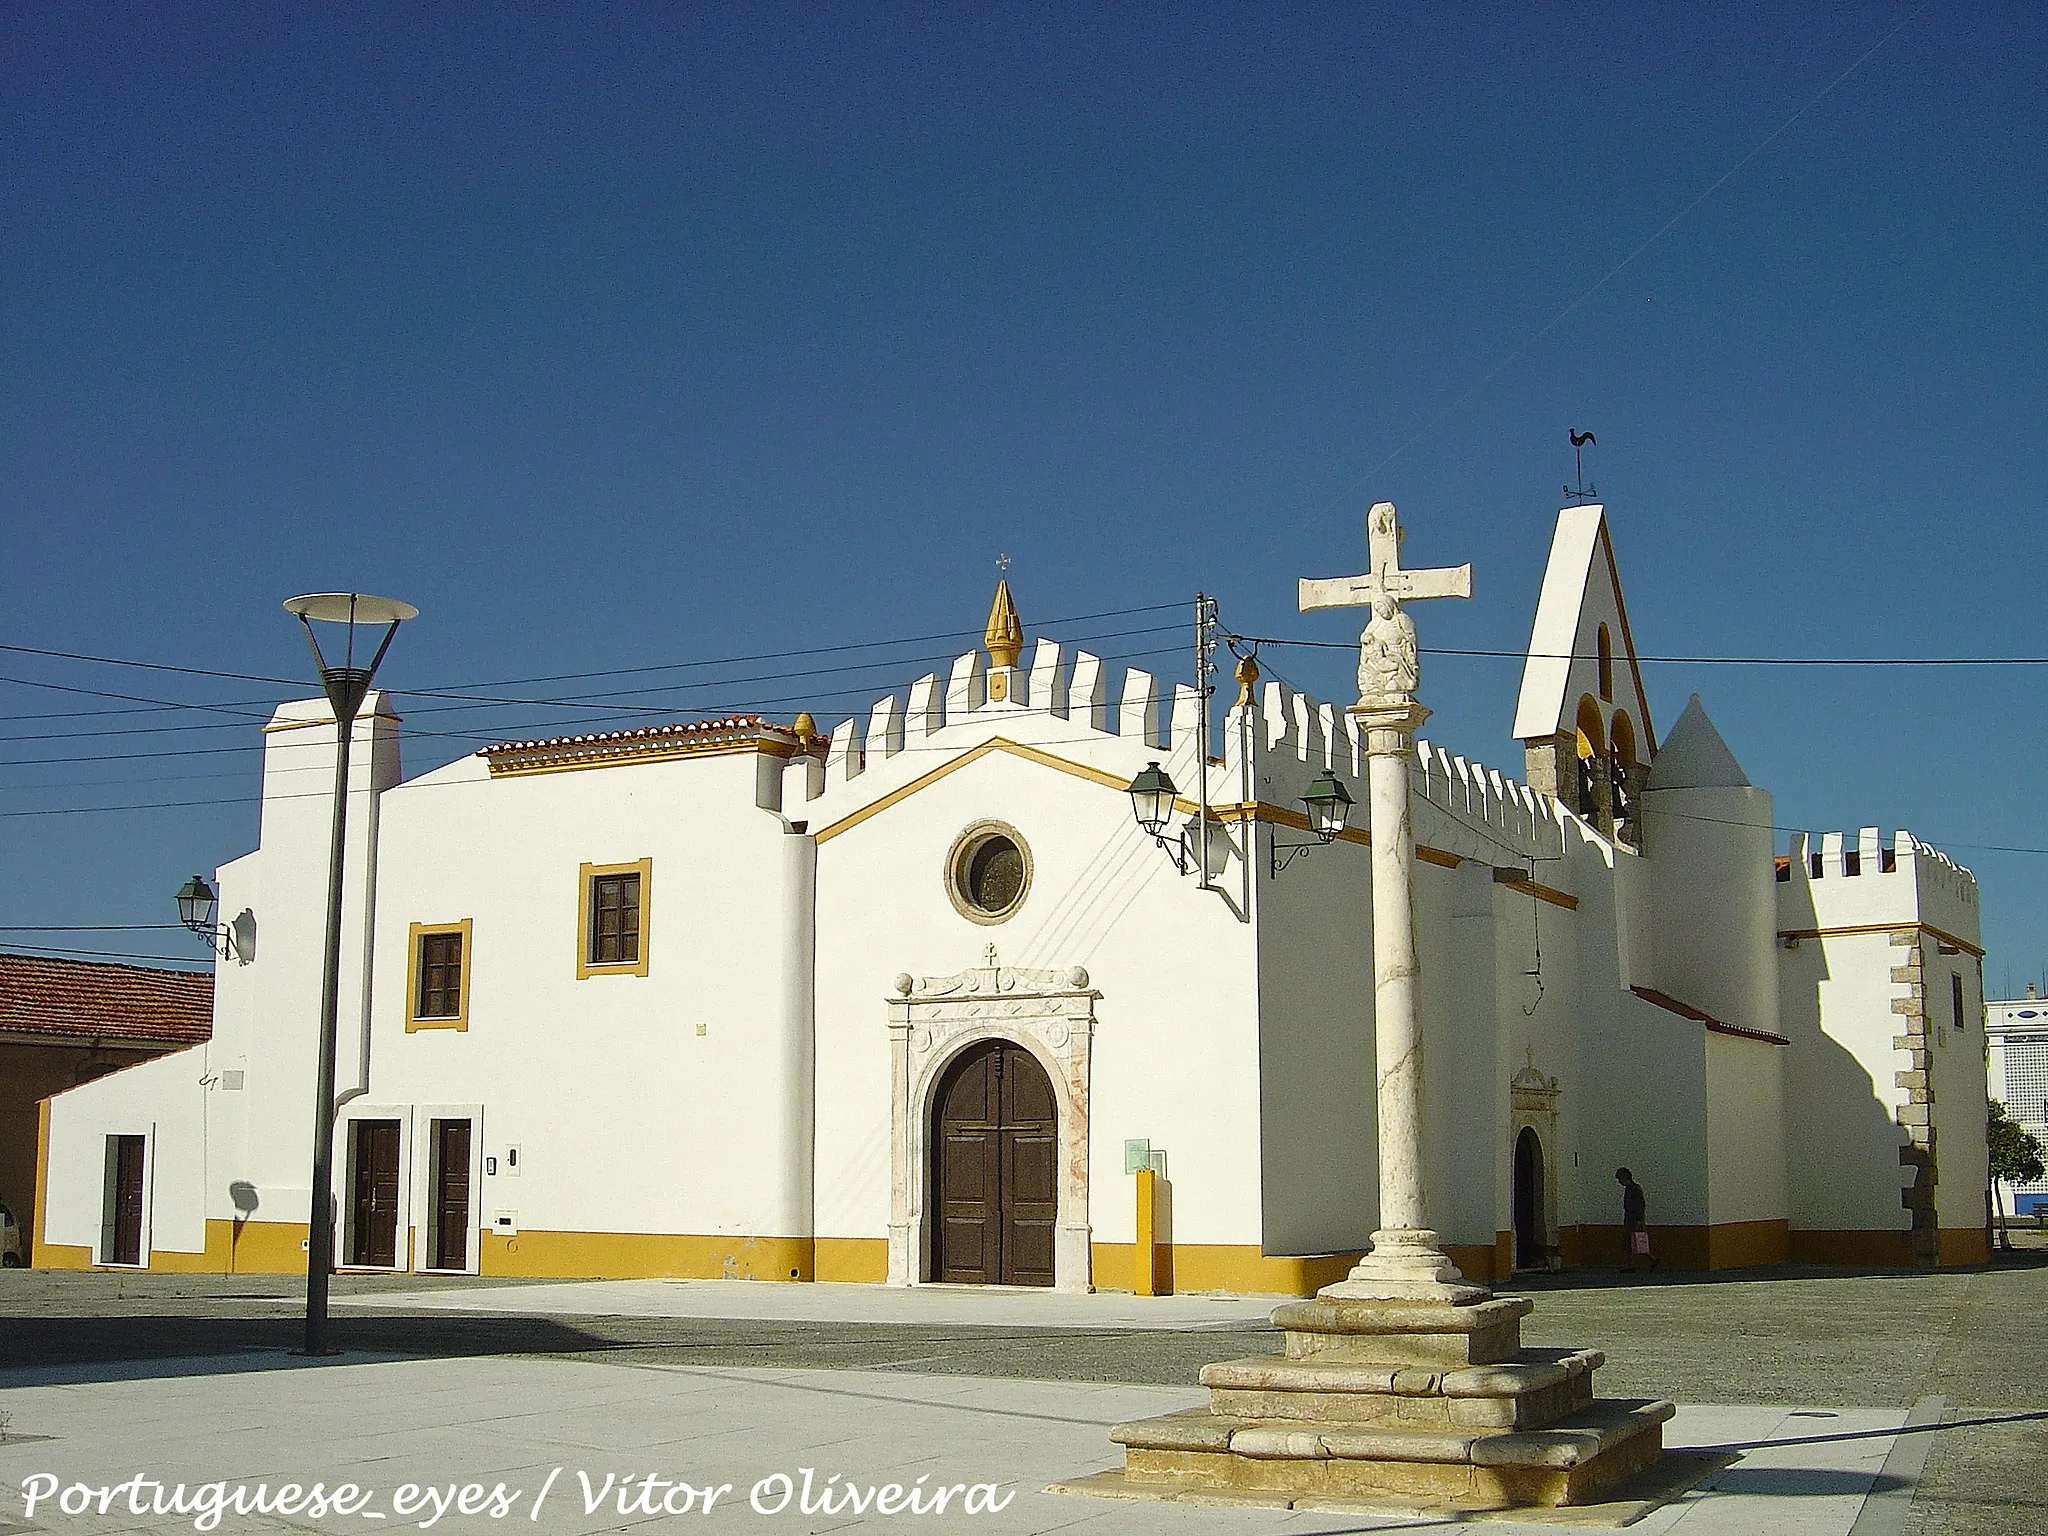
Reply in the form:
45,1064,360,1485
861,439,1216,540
0,1313,622,1386
1693,1408,2048,1454
1501,1248,2048,1292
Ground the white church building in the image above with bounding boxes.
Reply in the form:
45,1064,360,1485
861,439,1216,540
33,505,1992,1289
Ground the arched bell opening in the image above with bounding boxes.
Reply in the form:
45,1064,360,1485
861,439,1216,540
1573,695,1607,824
1609,710,1640,844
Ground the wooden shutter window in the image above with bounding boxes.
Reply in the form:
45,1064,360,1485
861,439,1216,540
576,860,651,979
590,873,641,965
417,931,463,1018
406,920,472,1030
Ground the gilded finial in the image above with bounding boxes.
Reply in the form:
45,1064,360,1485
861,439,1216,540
1234,652,1261,708
792,711,818,751
984,579,1023,670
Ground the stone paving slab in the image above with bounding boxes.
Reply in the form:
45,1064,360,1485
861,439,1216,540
0,1353,1913,1535
327,1278,1289,1330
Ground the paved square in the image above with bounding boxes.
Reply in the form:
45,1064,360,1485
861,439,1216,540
0,1353,1911,1535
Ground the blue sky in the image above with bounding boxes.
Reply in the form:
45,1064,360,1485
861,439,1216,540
5,5,2046,989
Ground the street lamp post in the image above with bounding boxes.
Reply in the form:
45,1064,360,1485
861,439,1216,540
284,592,415,1356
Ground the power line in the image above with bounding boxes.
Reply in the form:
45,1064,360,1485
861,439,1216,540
0,637,1194,771
1233,635,2048,668
0,924,190,932
0,599,1185,703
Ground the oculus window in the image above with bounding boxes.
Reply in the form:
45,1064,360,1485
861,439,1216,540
946,822,1031,925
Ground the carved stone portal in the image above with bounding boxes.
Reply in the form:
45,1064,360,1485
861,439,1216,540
888,961,1099,1291
1510,1060,1562,1268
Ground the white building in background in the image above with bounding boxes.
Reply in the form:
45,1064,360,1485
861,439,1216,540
33,505,1992,1289
1988,993,2048,1217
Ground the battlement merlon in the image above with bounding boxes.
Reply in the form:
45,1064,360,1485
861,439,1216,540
1778,828,1981,952
787,632,1584,874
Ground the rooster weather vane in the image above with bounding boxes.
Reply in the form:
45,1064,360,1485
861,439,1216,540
1565,429,1598,504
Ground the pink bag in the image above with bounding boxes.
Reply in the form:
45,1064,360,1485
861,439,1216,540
1630,1231,1652,1256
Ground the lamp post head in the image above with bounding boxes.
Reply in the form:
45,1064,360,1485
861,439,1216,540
175,875,218,936
282,592,417,722
1127,761,1180,838
1302,770,1354,843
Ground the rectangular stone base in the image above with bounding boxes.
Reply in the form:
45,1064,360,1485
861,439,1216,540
1109,1399,1671,1510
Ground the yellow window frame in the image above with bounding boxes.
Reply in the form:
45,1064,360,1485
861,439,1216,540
578,858,652,979
406,919,473,1032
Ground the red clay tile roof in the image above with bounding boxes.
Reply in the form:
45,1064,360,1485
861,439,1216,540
479,715,776,756
0,953,213,1046
1629,984,1788,1046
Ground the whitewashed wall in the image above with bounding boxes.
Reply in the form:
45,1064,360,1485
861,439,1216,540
807,651,1262,1256
366,741,814,1248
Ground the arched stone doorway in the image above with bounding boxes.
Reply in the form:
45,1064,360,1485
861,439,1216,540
887,959,1098,1291
1509,1059,1560,1271
930,1039,1057,1285
1513,1126,1545,1271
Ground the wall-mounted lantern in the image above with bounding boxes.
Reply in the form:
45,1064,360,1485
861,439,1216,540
175,875,237,960
1270,770,1354,874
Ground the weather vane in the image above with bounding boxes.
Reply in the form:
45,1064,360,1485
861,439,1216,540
1564,429,1598,504
995,552,1011,575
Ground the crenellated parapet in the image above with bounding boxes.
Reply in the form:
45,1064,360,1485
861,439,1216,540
1776,828,1980,953
793,623,1601,883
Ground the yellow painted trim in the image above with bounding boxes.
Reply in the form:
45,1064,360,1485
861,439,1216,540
1445,1242,1503,1285
213,1218,312,1273
1134,1168,1160,1296
479,1229,815,1280
812,742,1483,879
577,859,653,979
405,919,473,1031
1777,921,1984,959
1089,1242,1361,1296
487,739,793,779
1939,1227,1990,1266
814,738,1126,845
38,1243,92,1269
1495,875,1580,910
815,1237,888,1283
1788,1229,1915,1266
32,1097,53,1267
1708,1218,1790,1269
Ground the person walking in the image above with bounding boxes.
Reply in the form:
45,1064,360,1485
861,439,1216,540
1616,1167,1658,1272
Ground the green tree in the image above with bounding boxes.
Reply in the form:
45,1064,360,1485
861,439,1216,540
1990,1099,2045,1187
1989,1100,2045,1249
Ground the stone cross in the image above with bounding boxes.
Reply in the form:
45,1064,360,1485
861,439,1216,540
1299,501,1484,1304
1300,503,1472,708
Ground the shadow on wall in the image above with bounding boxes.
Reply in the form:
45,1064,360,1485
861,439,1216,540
1775,876,1933,1267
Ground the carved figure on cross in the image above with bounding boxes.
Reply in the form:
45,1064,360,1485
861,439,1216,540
1299,502,1472,708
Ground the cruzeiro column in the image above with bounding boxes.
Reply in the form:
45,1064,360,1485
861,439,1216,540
1083,501,1672,1513
1298,500,1484,1302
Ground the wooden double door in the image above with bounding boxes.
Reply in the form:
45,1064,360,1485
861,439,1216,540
346,1118,473,1270
931,1040,1058,1287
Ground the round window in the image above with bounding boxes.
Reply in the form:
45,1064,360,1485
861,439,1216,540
946,822,1032,924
